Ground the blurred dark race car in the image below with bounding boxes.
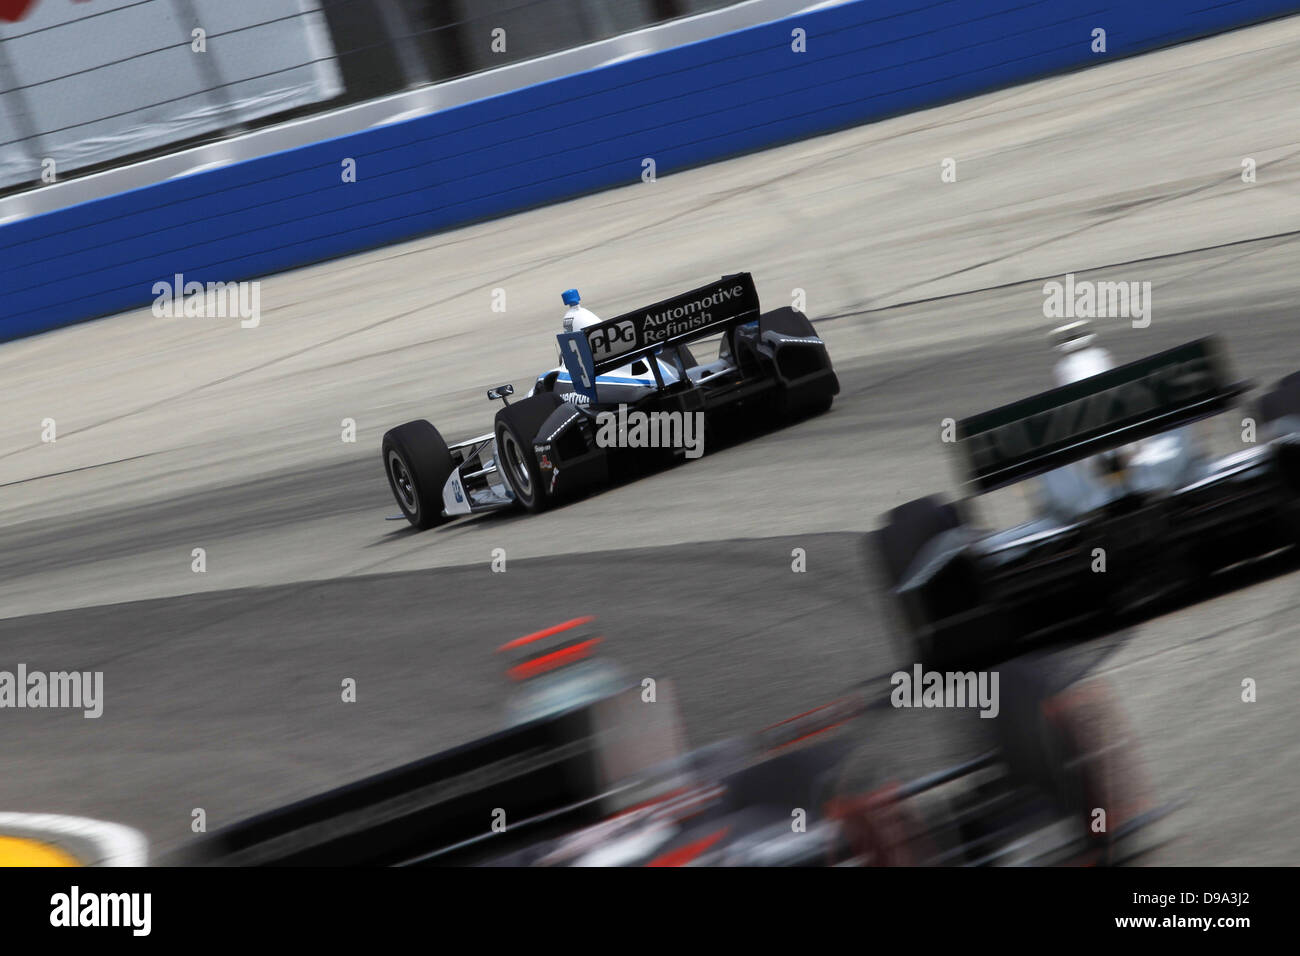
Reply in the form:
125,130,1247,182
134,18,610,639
187,618,1171,867
380,273,838,529
871,330,1300,670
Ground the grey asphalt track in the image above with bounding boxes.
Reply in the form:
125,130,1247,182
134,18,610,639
1,16,1298,865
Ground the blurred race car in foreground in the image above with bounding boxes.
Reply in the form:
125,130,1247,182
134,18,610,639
187,618,1170,866
872,333,1300,669
381,273,838,528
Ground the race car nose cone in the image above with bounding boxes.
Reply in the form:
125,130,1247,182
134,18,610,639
562,288,581,306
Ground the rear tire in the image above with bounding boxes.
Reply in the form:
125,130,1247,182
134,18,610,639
1256,372,1300,536
760,307,838,420
382,420,455,530
495,393,566,513
876,496,963,588
873,496,964,665
1257,371,1300,436
789,392,834,419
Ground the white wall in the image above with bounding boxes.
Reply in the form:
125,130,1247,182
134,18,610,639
0,0,341,188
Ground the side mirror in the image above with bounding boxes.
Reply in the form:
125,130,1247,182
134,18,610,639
486,383,514,405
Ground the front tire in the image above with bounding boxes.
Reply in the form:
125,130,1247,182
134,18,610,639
495,393,566,513
382,420,454,530
991,662,1149,863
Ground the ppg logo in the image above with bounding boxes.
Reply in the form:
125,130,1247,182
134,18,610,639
588,320,636,359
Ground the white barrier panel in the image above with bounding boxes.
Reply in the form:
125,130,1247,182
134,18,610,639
0,0,341,191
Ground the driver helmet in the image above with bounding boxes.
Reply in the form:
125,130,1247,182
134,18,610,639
1050,320,1113,386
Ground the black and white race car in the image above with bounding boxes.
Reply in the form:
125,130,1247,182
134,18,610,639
871,333,1300,669
186,617,1170,867
381,273,838,528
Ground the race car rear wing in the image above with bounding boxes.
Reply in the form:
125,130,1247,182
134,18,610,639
956,336,1247,494
558,273,761,397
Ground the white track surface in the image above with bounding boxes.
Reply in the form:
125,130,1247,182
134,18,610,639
3,16,1298,619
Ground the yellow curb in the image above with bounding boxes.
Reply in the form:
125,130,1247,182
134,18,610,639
0,835,80,867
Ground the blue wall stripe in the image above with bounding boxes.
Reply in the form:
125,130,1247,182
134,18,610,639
2,0,1296,339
